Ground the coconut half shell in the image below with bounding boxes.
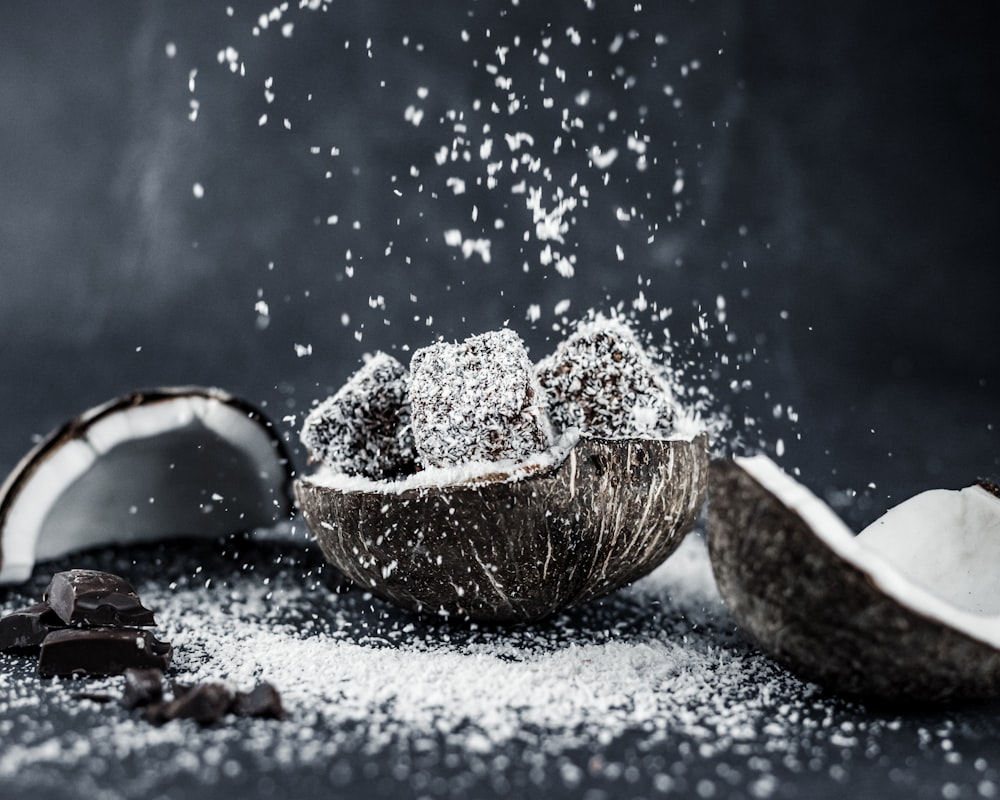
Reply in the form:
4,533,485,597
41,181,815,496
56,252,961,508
707,456,1000,702
0,387,294,584
296,434,707,622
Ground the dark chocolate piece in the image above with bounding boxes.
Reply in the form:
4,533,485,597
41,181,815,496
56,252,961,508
38,628,172,677
233,682,286,720
44,570,156,627
0,602,66,651
170,679,195,697
143,682,234,726
122,667,166,709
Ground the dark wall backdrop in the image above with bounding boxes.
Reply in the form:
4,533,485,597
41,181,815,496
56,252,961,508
1,1,997,527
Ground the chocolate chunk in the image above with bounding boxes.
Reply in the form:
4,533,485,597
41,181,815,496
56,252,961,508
143,682,234,726
170,679,195,697
44,570,156,627
233,682,286,720
0,602,65,651
73,691,116,704
122,667,166,709
38,628,172,677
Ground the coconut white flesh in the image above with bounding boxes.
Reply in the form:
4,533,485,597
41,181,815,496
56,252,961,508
735,455,1000,650
0,390,291,584
307,421,707,495
856,485,1000,616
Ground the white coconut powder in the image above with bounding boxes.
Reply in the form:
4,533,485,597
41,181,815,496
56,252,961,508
1,532,996,799
305,432,578,494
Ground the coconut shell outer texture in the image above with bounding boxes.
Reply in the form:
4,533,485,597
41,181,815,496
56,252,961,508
707,458,1000,703
296,434,707,623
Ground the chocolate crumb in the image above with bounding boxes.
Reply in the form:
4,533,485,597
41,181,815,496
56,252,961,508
233,682,286,720
144,682,235,726
122,667,166,709
72,691,116,704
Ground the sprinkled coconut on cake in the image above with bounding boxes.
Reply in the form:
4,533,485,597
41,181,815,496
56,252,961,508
299,352,417,480
536,315,678,439
408,329,555,468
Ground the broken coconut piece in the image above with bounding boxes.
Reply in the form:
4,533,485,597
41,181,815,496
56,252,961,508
409,329,555,468
0,387,294,584
707,456,1000,702
300,352,417,480
536,315,678,439
854,480,1000,616
296,433,708,622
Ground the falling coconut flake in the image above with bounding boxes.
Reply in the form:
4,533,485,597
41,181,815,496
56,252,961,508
589,145,619,170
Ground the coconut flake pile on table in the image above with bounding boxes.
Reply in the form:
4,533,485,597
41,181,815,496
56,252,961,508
2,533,993,799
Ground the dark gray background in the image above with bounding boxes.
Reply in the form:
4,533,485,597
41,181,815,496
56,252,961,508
1,2,998,798
2,1,997,518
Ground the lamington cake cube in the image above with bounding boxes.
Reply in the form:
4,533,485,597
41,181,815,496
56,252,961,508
409,329,554,468
300,352,417,480
535,316,677,439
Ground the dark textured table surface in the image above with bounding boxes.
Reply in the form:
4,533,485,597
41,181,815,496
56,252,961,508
1,2,997,798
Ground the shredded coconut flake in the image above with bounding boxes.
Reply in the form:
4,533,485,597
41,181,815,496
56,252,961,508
0,532,951,798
